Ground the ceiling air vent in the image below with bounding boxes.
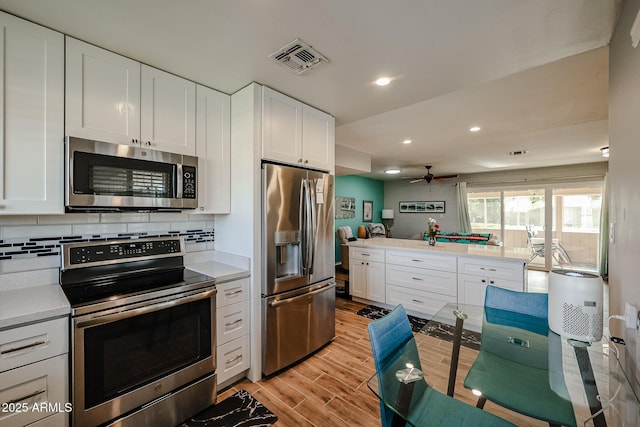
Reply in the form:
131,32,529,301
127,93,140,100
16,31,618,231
269,38,329,75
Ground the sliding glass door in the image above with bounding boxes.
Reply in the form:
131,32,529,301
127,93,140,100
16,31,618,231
468,184,602,272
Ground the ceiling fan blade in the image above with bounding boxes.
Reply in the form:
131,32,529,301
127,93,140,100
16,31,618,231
409,178,425,184
433,174,459,180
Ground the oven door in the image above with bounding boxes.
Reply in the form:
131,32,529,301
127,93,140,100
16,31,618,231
72,287,216,427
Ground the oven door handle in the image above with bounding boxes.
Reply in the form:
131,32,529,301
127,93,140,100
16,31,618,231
75,288,215,329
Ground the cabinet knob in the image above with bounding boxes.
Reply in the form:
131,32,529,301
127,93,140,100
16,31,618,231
304,159,309,164
481,279,486,283
298,158,303,163
146,141,152,146
489,280,495,284
131,138,136,144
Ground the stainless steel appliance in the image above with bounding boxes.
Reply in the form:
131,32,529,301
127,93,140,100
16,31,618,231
59,237,216,427
66,136,198,211
262,162,335,376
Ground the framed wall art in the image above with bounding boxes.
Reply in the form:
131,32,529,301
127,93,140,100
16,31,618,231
363,200,373,222
399,201,445,214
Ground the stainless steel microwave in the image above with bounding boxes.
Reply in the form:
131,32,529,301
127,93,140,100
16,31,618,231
66,137,198,211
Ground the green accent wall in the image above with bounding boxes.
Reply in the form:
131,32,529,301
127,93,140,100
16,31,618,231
334,175,385,264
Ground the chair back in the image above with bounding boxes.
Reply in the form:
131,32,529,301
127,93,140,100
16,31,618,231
484,285,548,336
367,305,416,427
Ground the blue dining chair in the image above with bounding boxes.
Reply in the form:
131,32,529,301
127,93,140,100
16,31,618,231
464,286,575,427
368,304,516,427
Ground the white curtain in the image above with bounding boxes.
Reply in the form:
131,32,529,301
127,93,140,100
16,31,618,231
598,173,609,280
456,182,472,233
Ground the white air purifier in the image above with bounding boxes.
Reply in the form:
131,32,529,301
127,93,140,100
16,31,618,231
548,269,603,342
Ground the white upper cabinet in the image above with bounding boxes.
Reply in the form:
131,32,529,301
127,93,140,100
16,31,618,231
66,38,196,155
195,85,231,213
65,37,141,145
262,86,334,173
0,12,64,215
302,104,335,172
141,65,196,155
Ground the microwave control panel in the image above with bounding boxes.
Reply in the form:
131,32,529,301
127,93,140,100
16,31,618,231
182,166,196,199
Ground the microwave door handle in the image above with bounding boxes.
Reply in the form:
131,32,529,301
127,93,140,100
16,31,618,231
176,164,183,198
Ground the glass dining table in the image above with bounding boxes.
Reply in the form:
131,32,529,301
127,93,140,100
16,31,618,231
367,303,640,427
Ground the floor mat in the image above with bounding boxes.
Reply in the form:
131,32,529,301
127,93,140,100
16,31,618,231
178,389,278,427
356,304,481,351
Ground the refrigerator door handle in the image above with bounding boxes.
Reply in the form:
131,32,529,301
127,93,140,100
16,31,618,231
299,179,308,275
307,180,316,275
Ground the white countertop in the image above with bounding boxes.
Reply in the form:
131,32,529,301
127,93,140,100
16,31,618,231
0,285,70,330
348,238,530,262
0,260,249,331
186,261,250,283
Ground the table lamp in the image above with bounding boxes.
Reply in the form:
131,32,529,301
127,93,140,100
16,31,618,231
381,209,394,238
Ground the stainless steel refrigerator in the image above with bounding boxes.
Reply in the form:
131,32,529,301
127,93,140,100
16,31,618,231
262,162,335,376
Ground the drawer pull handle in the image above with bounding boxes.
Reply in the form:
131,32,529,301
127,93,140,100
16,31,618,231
226,354,242,365
225,290,243,297
411,259,423,262
412,299,424,304
362,253,370,256
0,340,46,355
7,389,46,405
489,268,497,272
480,267,486,270
412,277,423,281
225,319,243,327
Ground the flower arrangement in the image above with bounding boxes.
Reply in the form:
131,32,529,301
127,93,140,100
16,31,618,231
427,217,440,238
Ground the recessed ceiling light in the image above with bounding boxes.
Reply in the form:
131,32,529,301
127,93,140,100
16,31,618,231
376,77,391,86
469,126,481,132
385,169,400,174
403,139,412,144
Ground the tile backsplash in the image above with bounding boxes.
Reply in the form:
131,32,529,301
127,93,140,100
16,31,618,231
0,212,215,276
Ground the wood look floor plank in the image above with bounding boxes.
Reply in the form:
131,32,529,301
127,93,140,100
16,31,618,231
219,298,547,426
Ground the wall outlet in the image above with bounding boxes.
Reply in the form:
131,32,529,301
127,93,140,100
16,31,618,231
625,302,638,329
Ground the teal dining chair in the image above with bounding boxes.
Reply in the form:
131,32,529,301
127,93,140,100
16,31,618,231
368,304,516,427
464,286,576,427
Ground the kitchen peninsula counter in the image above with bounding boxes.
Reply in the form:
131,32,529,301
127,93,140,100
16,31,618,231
347,238,530,261
346,238,529,315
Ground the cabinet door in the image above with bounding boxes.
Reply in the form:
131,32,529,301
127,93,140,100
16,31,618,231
349,260,367,299
65,37,140,145
302,105,334,172
0,13,64,214
262,87,302,165
457,274,523,306
367,261,386,303
141,65,196,155
195,85,230,213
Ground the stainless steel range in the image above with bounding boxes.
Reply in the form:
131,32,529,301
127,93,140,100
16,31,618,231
59,237,217,427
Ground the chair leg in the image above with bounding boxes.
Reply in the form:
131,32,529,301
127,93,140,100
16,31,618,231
476,397,487,409
549,424,561,427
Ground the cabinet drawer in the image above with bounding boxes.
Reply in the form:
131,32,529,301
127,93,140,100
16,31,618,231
217,335,250,385
457,257,525,281
386,264,457,297
386,285,455,317
0,354,68,427
216,277,250,308
27,411,68,427
386,250,456,273
0,317,68,373
217,300,250,345
457,274,524,306
350,247,385,263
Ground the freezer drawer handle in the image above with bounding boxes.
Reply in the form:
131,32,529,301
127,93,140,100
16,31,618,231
269,283,336,308
225,319,243,327
224,290,243,297
226,354,243,365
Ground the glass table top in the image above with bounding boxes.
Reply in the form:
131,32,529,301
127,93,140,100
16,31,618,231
367,303,640,427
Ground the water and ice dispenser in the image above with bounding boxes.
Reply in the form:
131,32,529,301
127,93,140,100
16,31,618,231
274,230,301,280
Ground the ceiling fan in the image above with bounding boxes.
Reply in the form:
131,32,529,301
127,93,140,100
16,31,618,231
408,166,459,184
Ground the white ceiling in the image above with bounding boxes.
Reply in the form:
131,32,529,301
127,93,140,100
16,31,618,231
0,0,620,180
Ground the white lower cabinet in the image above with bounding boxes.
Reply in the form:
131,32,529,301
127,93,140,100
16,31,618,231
0,317,69,427
386,250,457,316
349,248,385,303
457,257,526,306
216,277,251,385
